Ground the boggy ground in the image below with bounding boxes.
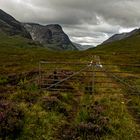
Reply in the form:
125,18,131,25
1,58,140,140
0,34,140,139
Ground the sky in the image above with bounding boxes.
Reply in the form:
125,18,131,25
0,0,140,46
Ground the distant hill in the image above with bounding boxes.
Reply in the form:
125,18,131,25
73,43,95,50
88,28,140,74
94,29,140,53
24,23,77,51
102,28,140,45
0,9,31,39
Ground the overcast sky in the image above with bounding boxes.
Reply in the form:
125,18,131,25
0,0,140,46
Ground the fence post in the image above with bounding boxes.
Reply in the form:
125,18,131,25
38,61,41,88
92,60,95,94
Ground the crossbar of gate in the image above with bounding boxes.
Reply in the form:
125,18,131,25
47,64,92,90
38,60,96,94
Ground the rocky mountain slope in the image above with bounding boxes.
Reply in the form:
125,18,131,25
0,9,77,51
24,23,77,50
0,9,31,39
103,28,140,45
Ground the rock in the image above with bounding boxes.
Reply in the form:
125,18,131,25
24,23,77,50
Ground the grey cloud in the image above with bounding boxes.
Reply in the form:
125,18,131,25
0,0,140,45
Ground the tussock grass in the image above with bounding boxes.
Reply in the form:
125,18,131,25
0,32,140,139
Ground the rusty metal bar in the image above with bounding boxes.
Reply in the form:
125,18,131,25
98,66,140,94
95,82,118,83
42,88,75,92
41,84,75,88
101,64,140,67
40,61,93,65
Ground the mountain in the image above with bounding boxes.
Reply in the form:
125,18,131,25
24,23,77,51
102,28,140,45
0,9,31,39
73,43,95,50
0,9,77,51
94,29,140,53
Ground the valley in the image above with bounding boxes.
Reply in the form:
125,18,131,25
0,9,140,140
0,33,140,139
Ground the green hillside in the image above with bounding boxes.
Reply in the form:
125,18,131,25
87,34,140,73
95,35,140,52
0,32,81,75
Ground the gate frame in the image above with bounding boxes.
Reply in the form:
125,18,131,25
38,60,96,94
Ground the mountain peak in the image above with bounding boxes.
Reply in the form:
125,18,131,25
46,24,62,30
24,23,77,50
0,9,77,51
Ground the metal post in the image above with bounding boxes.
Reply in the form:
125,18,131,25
92,60,95,94
38,61,41,88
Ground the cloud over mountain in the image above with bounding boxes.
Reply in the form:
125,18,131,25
1,0,140,45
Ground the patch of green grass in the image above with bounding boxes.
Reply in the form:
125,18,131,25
10,79,41,103
127,95,140,119
0,33,89,75
0,76,8,84
98,94,138,140
17,103,65,140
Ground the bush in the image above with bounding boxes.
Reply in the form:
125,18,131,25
41,96,60,111
0,101,24,139
41,96,69,116
0,76,8,85
76,102,111,139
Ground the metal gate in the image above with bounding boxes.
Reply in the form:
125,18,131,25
38,56,140,95
38,60,95,94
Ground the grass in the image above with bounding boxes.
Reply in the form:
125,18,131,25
17,103,65,140
0,32,89,75
74,65,139,139
0,31,140,139
0,76,8,84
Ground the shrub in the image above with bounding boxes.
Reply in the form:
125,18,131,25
76,102,111,139
0,76,8,85
0,101,24,139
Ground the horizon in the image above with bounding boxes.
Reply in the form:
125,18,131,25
0,0,140,46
